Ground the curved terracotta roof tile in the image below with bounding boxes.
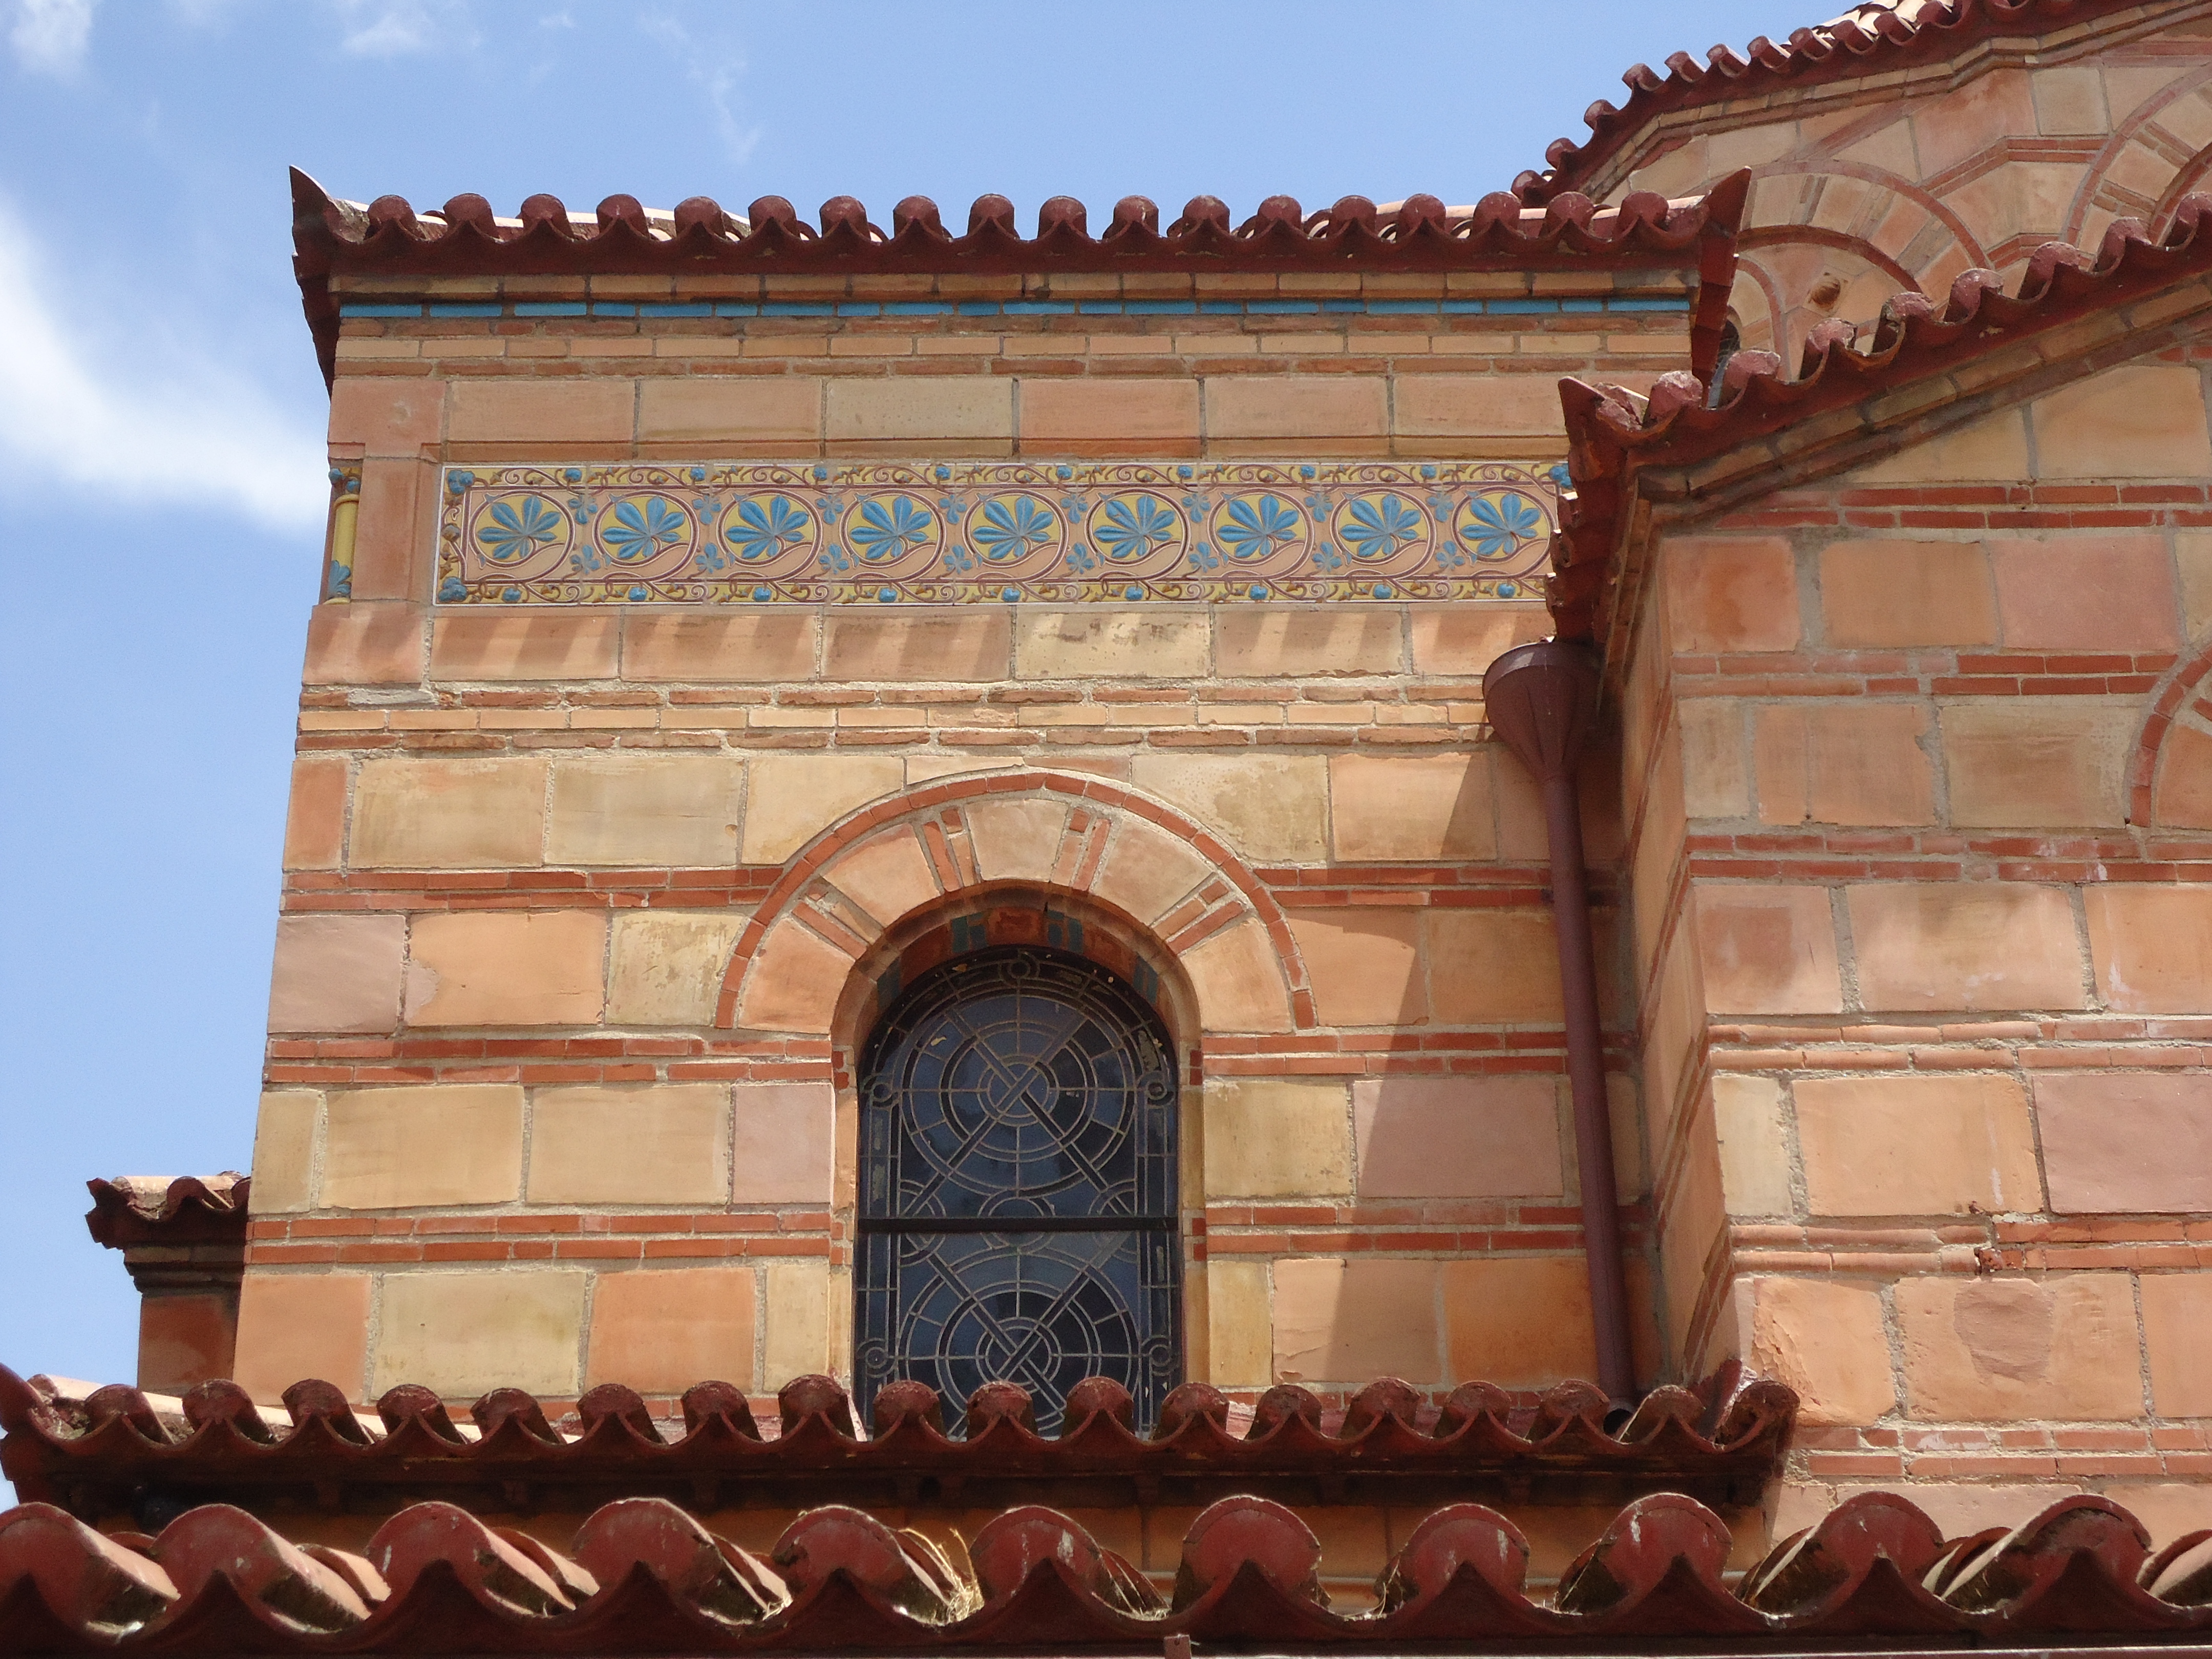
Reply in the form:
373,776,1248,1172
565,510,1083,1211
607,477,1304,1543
82,1176,247,1250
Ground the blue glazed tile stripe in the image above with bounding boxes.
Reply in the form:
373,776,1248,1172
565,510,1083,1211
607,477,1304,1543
341,295,1690,321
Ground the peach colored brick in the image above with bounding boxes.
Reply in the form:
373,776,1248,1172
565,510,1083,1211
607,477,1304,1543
622,611,820,682
1849,408,2029,483
2030,364,2212,479
824,827,940,928
605,912,747,1026
638,378,820,445
1427,909,1564,1024
1013,611,1209,678
1018,378,1200,444
1352,1075,1562,1199
268,914,406,1033
138,1293,237,1396
1205,376,1387,439
1754,704,1934,826
1202,1079,1351,1198
249,1090,319,1215
2179,531,2212,639
1182,919,1295,1033
823,611,1012,681
321,1084,525,1209
1662,539,1800,654
1407,605,1549,674
348,458,436,604
1328,754,1496,861
2083,885,2212,1013
2141,1276,2212,1418
234,1272,371,1402
1795,1074,2041,1217
1896,1273,2142,1421
1989,536,2180,650
1215,609,1403,677
586,1268,756,1393
1678,700,1750,819
735,918,853,1034
303,602,424,686
428,612,620,681
739,755,905,864
732,1081,836,1204
283,756,349,870
823,378,1012,443
761,1259,831,1387
1206,1260,1272,1387
372,1271,587,1397
1847,884,2083,1013
2033,1073,2212,1213
1441,1258,1598,1386
1819,541,1997,648
1089,816,1214,925
2158,724,2212,830
1747,1278,1896,1426
349,757,547,869
1941,698,2133,828
448,379,633,444
328,377,445,454
545,754,745,867
1711,1074,1792,1216
1694,884,1843,1014
965,798,1069,883
1129,753,1327,861
1392,373,1562,437
1287,910,1426,1027
1274,1257,1439,1384
526,1084,731,1205
405,910,607,1026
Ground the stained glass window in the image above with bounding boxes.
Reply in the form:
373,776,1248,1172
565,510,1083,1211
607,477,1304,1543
854,946,1181,1433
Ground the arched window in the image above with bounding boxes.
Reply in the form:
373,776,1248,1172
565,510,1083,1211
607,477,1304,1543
853,946,1181,1433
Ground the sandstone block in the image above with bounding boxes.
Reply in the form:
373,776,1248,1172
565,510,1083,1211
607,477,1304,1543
283,756,349,870
1662,538,1800,654
349,757,547,869
1328,754,1497,861
2083,884,2212,1013
372,1270,587,1397
1274,1257,1440,1384
739,754,905,863
303,602,425,687
586,1268,756,1393
405,910,607,1026
823,827,941,928
1695,884,1843,1014
762,1259,831,1387
1427,909,1565,1024
2158,725,2212,830
233,1272,371,1402
1129,753,1328,861
1711,1073,1793,1217
268,914,407,1033
1180,920,1296,1033
1407,605,1548,675
1896,1273,2141,1421
1747,1277,1896,1426
1989,536,2180,650
448,378,632,444
1089,816,1214,925
2030,364,2212,480
1215,608,1403,677
1392,373,1561,437
1819,541,1997,648
1755,704,1934,826
1847,884,2083,1013
2033,1072,2212,1212
138,1293,237,1396
527,1084,731,1205
1205,375,1387,439
1013,611,1209,678
734,919,853,1034
546,754,745,867
732,1081,837,1204
1441,1258,1596,1387
1848,408,2029,484
1678,700,1750,819
1206,1260,1272,1387
965,798,1069,883
639,378,820,445
823,378,1013,443
1017,379,1200,444
1795,1073,2041,1216
429,612,620,682
1287,910,1426,1027
1202,1078,1352,1198
605,911,747,1026
328,377,445,455
321,1084,525,1209
622,611,820,682
1940,698,2133,827
1352,1075,1562,1199
2141,1275,2212,1418
249,1090,320,1215
822,611,1012,682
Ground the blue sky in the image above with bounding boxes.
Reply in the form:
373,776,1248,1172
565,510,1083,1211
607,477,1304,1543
0,0,1799,1456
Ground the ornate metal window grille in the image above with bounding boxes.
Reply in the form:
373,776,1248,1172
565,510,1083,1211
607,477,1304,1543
854,946,1181,1434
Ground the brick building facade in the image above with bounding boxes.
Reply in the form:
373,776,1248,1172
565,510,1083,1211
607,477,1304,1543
10,0,2212,1646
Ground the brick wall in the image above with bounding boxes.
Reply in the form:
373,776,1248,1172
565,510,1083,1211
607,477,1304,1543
1619,344,2212,1547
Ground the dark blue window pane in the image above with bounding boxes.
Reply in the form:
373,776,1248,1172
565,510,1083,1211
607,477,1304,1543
855,947,1181,1433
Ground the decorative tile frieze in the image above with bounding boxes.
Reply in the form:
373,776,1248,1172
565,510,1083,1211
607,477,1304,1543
435,460,1559,606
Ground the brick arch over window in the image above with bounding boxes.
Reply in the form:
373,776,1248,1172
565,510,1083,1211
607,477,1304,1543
713,770,1314,1040
2134,633,2212,829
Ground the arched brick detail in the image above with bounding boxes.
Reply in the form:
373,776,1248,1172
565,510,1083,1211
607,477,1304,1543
2065,63,2212,245
713,770,1314,1037
2131,633,2212,826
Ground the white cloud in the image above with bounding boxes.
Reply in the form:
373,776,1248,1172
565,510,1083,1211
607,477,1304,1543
334,0,468,57
0,215,327,531
637,11,759,166
10,0,98,75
